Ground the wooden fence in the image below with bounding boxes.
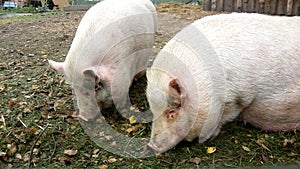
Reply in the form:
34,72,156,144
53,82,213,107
204,0,300,16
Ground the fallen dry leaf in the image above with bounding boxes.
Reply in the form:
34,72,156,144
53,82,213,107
126,127,134,133
189,157,201,164
7,98,18,106
0,84,5,92
129,116,136,124
0,152,7,157
262,154,269,162
23,152,31,162
111,141,117,148
283,137,296,147
64,149,78,156
287,152,297,157
207,147,216,154
59,156,71,164
242,146,251,152
256,139,271,151
92,149,100,155
98,164,108,169
15,153,22,160
261,143,271,151
8,143,17,155
40,51,47,55
107,157,117,163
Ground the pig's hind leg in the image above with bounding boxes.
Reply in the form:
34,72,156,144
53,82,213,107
239,84,300,132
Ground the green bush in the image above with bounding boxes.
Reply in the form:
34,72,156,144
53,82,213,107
13,6,39,13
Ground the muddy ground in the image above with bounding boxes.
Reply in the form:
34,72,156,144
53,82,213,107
0,2,299,169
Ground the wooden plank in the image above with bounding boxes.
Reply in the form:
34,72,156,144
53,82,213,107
224,0,234,12
235,0,243,12
63,5,93,11
270,0,278,14
243,0,249,12
277,0,287,15
211,0,217,10
248,0,256,12
294,0,300,15
216,0,224,11
287,0,294,15
291,0,297,15
234,0,237,11
204,0,211,11
257,0,265,13
264,0,271,14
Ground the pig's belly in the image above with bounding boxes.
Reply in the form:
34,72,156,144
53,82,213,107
239,98,300,131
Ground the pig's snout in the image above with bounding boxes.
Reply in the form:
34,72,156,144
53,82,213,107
147,140,161,153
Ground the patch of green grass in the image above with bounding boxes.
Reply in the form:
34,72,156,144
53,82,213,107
0,7,39,14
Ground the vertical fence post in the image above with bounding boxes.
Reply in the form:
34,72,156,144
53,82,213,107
234,0,243,12
287,0,294,15
224,0,234,12
211,0,217,10
243,0,249,12
203,0,299,15
296,0,300,15
216,0,224,11
204,0,211,10
277,0,287,15
290,0,299,15
257,0,265,13
264,0,271,14
270,0,278,14
247,0,256,12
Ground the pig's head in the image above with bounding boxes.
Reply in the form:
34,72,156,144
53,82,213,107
48,60,113,121
146,69,200,153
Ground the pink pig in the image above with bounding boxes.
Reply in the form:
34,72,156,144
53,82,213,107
49,0,157,121
146,13,300,153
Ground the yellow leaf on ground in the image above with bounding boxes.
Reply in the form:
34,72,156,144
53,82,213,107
98,165,108,169
207,147,216,154
129,116,136,124
108,158,117,163
0,84,5,92
242,146,251,152
40,51,47,55
64,149,78,156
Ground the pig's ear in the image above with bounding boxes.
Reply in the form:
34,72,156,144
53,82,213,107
83,69,99,81
48,60,65,73
169,78,186,104
84,66,111,81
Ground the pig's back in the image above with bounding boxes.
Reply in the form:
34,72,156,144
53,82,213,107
194,13,300,131
64,0,157,78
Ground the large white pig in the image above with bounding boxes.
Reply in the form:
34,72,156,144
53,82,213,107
146,13,300,153
49,0,157,121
